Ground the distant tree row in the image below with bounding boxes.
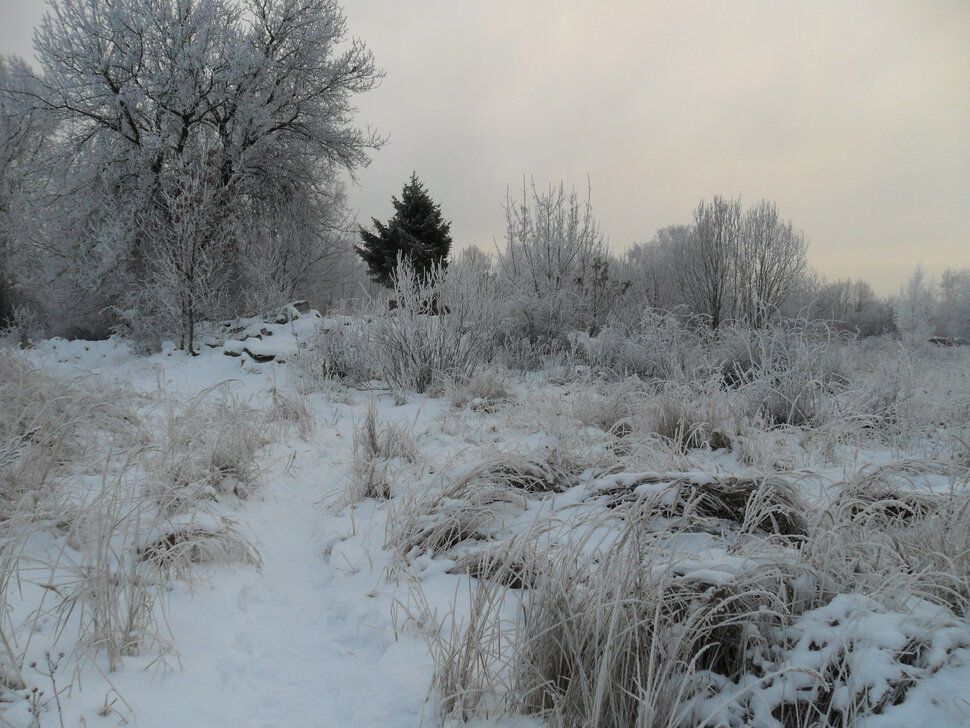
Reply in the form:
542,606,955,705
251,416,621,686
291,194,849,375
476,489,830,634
370,182,811,341
438,183,963,345
663,196,808,328
1,0,960,351
622,223,968,342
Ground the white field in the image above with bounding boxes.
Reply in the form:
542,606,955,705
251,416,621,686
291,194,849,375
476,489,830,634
1,317,969,728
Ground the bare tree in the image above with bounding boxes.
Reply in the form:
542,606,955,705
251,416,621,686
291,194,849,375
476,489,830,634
0,57,53,327
678,196,742,328
893,266,937,348
497,181,616,342
736,200,807,326
12,0,382,346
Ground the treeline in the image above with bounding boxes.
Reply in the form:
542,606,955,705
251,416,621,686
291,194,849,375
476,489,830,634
617,226,969,341
452,183,969,346
1,1,966,352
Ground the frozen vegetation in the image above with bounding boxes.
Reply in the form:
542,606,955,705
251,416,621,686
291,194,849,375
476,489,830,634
1,2,968,727
0,297,968,728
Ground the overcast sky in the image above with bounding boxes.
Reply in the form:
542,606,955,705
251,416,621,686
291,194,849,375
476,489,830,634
2,0,967,294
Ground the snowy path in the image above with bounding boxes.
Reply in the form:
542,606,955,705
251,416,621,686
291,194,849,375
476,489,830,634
76,426,433,728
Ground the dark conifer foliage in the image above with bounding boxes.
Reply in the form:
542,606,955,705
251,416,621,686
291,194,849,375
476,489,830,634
356,173,452,287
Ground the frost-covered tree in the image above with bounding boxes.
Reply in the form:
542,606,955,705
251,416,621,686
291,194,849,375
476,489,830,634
356,173,452,287
664,197,808,328
129,150,233,353
497,181,617,342
12,0,381,347
0,56,52,328
619,226,689,313
678,196,743,329
935,268,970,340
452,245,494,279
892,266,937,348
736,201,807,327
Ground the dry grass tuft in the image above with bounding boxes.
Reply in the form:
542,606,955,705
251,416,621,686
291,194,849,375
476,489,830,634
349,399,419,501
0,358,268,696
265,386,315,440
149,384,268,515
718,322,849,429
511,556,812,727
426,515,822,727
806,465,970,616
137,514,261,576
445,367,515,413
59,461,171,672
0,351,144,520
650,382,737,453
389,482,529,561
387,453,568,560
453,453,572,495
570,377,643,438
594,473,808,538
447,541,542,590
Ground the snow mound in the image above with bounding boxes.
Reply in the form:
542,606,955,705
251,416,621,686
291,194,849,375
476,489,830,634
698,593,970,727
32,336,134,370
215,305,322,363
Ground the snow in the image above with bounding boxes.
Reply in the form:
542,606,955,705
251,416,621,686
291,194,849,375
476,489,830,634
100,463,433,728
8,325,439,727
4,317,970,728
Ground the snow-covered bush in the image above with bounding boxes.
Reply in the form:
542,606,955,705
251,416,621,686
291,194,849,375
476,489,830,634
148,385,269,515
718,320,849,427
508,548,815,727
692,592,970,727
574,309,711,382
293,315,380,389
294,257,504,395
371,259,503,395
349,399,419,502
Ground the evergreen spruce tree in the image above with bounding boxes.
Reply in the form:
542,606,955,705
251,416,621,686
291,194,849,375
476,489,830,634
356,173,452,287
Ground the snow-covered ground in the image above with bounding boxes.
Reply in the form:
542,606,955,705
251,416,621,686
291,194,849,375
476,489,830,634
3,334,438,728
2,319,969,727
